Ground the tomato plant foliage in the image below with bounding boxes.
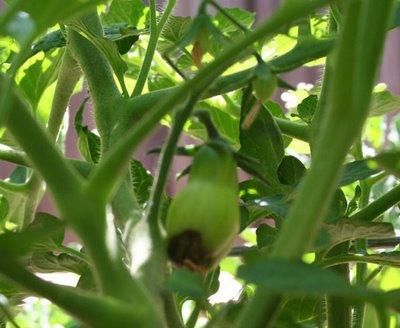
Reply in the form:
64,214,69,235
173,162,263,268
0,0,400,327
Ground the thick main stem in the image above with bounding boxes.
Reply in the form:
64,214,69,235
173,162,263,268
236,1,394,327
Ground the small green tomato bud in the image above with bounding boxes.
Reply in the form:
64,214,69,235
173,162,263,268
166,143,239,274
252,63,277,102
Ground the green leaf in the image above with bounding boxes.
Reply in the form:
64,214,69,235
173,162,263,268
239,205,251,231
18,48,64,109
235,152,277,187
2,0,108,38
339,160,380,186
369,151,400,178
77,268,97,292
0,195,9,222
256,223,278,249
237,260,381,302
0,219,64,257
74,98,101,163
130,159,153,205
239,179,286,202
101,0,146,28
103,23,141,55
70,18,129,96
324,189,347,224
165,269,209,300
239,88,284,183
295,94,317,124
31,30,66,57
385,289,400,313
323,219,395,249
213,8,255,33
205,267,220,297
346,185,362,216
0,167,28,229
170,101,240,149
147,73,176,92
245,195,290,222
0,37,14,65
390,1,400,29
26,212,65,251
31,252,87,275
277,155,306,186
158,16,192,53
370,89,400,116
282,297,320,324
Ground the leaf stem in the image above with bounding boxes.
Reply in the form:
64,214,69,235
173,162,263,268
0,180,29,193
68,12,123,148
131,0,158,97
350,184,400,222
319,254,400,268
186,303,201,328
47,48,82,140
163,293,185,328
131,0,177,97
140,96,200,289
352,137,371,328
0,146,27,166
207,0,248,33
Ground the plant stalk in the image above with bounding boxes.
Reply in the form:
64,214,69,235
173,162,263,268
235,1,394,327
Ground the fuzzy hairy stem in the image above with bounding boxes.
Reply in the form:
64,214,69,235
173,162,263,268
68,11,123,150
235,1,394,327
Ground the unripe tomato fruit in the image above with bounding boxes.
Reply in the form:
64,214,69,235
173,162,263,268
166,142,240,274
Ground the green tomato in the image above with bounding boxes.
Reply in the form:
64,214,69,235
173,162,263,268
166,143,239,273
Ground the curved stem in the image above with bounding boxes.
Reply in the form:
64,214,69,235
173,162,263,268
319,254,400,268
131,0,177,97
68,11,123,149
47,48,82,140
131,0,158,97
352,137,371,328
0,146,27,166
186,303,201,328
57,245,88,263
0,37,35,126
146,96,199,241
350,184,400,222
0,179,29,193
163,293,185,328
